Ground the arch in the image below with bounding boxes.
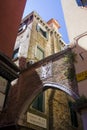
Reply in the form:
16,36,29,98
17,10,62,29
43,82,79,99
18,81,79,123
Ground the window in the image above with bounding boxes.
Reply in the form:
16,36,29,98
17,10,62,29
12,48,19,59
30,15,33,21
32,93,45,112
36,24,48,39
69,102,78,127
39,28,47,38
36,46,44,60
24,18,29,25
76,0,87,6
0,76,8,111
18,23,27,34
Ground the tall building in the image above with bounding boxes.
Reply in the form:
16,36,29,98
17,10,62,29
71,35,87,130
60,1,87,129
61,0,87,42
12,11,82,130
0,11,83,130
13,11,66,67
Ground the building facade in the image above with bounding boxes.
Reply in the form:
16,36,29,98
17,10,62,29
61,0,87,43
13,11,83,130
70,33,87,130
13,11,65,66
0,49,83,130
60,1,87,129
0,11,83,130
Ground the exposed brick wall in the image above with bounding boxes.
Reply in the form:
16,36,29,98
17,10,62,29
0,68,42,125
0,48,82,130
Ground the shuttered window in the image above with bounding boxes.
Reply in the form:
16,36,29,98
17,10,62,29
36,24,48,39
36,46,44,60
69,102,78,127
32,93,45,112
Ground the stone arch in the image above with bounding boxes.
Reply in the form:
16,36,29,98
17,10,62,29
18,81,79,123
43,82,79,99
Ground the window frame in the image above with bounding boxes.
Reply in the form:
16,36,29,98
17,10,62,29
36,24,48,39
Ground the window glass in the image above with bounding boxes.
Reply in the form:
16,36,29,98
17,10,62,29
12,48,19,59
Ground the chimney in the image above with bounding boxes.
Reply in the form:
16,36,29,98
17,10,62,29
47,18,60,32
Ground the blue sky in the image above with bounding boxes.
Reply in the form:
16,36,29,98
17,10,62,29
23,0,69,44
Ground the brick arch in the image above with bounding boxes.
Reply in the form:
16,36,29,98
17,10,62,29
18,81,79,124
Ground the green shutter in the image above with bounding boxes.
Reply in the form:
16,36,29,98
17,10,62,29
68,102,78,127
32,93,44,112
36,46,44,60
38,93,43,112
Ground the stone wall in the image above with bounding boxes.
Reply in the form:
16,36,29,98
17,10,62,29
0,48,83,130
27,17,61,62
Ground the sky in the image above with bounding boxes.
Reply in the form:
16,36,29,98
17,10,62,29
23,0,69,44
